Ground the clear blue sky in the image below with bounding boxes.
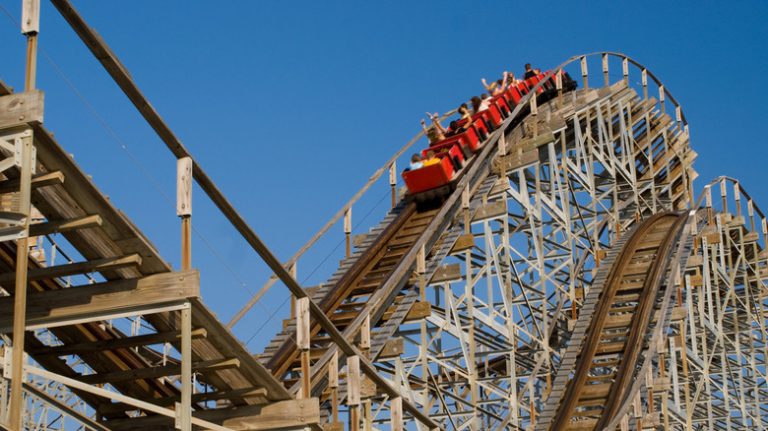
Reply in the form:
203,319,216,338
0,1,766,351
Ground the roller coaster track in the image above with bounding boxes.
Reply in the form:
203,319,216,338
2,2,768,428
537,212,689,430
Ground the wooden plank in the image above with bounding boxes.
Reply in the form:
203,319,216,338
378,337,404,359
0,253,141,284
222,398,319,431
176,157,192,216
78,357,239,385
0,270,199,332
98,386,268,416
28,328,207,356
450,233,475,254
472,201,506,222
105,398,319,430
0,171,63,195
0,91,43,129
28,214,102,236
405,301,431,321
430,264,462,283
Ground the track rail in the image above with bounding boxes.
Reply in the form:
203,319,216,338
539,213,687,430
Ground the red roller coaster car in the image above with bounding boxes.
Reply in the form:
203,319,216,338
403,70,577,203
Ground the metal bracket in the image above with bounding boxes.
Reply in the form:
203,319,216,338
0,130,36,176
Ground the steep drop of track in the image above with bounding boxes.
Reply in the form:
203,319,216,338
538,212,687,431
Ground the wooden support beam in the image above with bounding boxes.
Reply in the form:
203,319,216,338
28,214,102,236
0,253,141,284
98,386,267,416
28,327,206,356
223,398,319,431
0,171,63,195
78,357,238,385
0,90,43,129
105,398,319,431
0,270,199,332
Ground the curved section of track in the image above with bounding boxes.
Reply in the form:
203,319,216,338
539,213,687,431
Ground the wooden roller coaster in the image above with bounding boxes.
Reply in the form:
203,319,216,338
1,1,768,430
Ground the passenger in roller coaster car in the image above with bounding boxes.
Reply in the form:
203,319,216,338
470,96,483,114
446,104,473,137
479,93,491,111
420,112,447,144
481,71,509,96
422,150,441,167
408,154,424,171
523,63,540,80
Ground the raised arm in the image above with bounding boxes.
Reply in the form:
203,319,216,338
481,78,494,91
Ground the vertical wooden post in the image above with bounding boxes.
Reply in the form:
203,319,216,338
176,157,193,431
328,351,340,426
10,4,39,428
177,303,192,431
555,69,563,109
659,84,666,115
580,56,588,89
602,53,609,87
177,157,193,270
22,0,39,91
9,132,33,431
296,297,310,399
344,207,352,258
641,69,649,100
359,313,370,355
347,355,361,431
622,57,629,85
390,396,403,431
389,161,397,208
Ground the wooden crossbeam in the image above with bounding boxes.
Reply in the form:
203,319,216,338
0,90,44,129
98,386,267,416
28,327,207,356
29,214,102,236
0,270,199,332
0,171,64,195
0,254,141,285
78,357,239,385
104,398,319,431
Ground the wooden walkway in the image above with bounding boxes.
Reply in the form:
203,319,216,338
0,81,318,430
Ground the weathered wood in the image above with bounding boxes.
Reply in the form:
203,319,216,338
296,296,310,351
28,328,207,356
0,270,199,332
0,171,63,195
176,157,192,217
450,233,475,254
28,214,102,237
0,91,43,129
347,355,361,407
0,253,141,284
98,386,268,416
21,0,41,34
430,264,462,283
378,337,404,359
106,398,319,431
78,357,238,385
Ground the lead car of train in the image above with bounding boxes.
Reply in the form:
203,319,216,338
402,70,577,203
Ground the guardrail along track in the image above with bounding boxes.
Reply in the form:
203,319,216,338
263,202,436,377
540,212,686,431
